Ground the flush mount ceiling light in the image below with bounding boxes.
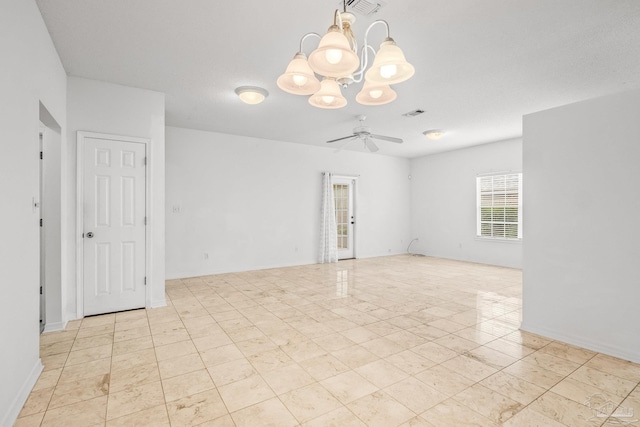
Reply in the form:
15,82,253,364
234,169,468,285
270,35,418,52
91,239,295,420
277,0,414,109
235,86,269,105
423,129,445,140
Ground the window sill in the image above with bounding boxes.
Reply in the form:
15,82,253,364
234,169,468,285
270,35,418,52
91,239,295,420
475,237,522,244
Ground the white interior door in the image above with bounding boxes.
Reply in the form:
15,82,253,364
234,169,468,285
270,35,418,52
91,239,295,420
333,178,355,260
82,137,146,316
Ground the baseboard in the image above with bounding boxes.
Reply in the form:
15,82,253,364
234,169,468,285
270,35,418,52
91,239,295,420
1,358,43,427
150,298,167,309
521,321,640,364
43,320,67,333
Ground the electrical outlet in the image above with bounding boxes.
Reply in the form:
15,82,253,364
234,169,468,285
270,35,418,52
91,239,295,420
172,205,181,213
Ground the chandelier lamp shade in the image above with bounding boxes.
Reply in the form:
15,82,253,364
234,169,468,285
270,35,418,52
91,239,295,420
276,6,414,109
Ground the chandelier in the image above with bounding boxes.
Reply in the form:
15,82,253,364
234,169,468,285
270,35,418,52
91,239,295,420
276,2,415,109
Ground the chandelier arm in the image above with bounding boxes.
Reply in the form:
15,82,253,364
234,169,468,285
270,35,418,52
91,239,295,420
334,9,343,30
351,44,377,83
298,32,322,54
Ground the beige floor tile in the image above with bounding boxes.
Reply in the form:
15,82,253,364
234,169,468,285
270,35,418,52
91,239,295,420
538,341,597,364
551,376,625,407
32,368,62,390
411,341,458,363
71,333,114,351
41,395,107,427
106,404,170,426
434,334,480,354
441,354,498,382
331,345,379,369
453,383,523,424
217,373,275,412
415,365,476,397
355,359,409,389
58,358,111,384
113,325,150,342
280,383,343,423
299,353,351,381
40,339,74,357
162,369,215,402
521,351,582,376
112,335,154,356
529,391,596,425
154,339,197,362
166,389,228,426
502,405,565,427
65,343,112,366
384,376,448,413
261,362,316,395
569,365,638,398
22,256,640,427
302,406,367,427
14,412,45,427
484,337,536,359
480,371,546,405
19,386,55,417
585,353,640,383
360,337,405,358
41,353,68,372
48,373,109,409
230,397,298,427
503,360,565,389
157,352,204,379
347,391,416,427
320,370,379,404
464,345,518,370
106,381,165,420
109,363,160,393
421,398,499,427
207,357,257,387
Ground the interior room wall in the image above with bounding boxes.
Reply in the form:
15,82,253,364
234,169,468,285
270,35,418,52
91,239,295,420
0,0,67,424
523,90,640,363
66,76,167,311
409,139,523,268
165,126,412,279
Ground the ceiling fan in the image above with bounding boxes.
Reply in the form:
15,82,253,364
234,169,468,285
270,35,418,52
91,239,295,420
326,115,403,152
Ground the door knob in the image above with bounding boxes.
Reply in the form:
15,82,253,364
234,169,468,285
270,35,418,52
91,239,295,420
86,232,94,238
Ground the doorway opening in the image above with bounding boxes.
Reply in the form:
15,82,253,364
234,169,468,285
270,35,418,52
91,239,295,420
332,177,356,260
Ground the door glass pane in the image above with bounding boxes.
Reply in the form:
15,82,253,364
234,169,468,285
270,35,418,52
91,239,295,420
333,184,349,250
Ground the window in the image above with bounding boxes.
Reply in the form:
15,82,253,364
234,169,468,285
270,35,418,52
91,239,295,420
476,173,522,240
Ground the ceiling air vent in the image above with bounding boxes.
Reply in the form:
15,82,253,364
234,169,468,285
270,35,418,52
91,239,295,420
338,0,386,16
402,109,425,117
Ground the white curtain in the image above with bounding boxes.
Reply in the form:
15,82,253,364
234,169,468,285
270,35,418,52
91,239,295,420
319,172,338,263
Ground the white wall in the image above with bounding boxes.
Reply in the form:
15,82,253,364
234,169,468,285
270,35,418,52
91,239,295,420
522,90,640,363
66,77,166,310
165,126,412,279
0,0,67,424
409,139,523,268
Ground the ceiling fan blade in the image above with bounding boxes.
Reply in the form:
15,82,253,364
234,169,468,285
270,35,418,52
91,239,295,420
334,137,357,154
326,134,357,143
364,138,379,153
370,134,403,144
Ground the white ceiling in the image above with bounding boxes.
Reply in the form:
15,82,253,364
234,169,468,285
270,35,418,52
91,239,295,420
36,0,640,158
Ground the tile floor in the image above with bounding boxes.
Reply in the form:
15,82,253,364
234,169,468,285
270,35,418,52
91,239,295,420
16,255,640,426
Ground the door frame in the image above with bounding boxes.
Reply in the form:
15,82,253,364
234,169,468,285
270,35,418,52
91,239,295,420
75,131,152,318
332,175,358,260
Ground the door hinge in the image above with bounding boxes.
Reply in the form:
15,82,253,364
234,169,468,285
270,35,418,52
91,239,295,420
40,151,43,160
144,277,147,285
40,286,43,295
143,157,147,165
144,217,147,225
40,218,43,227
